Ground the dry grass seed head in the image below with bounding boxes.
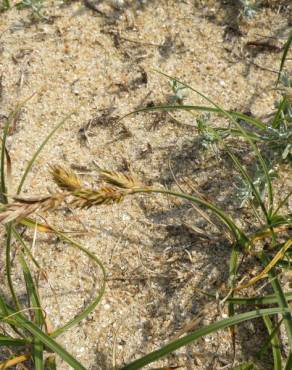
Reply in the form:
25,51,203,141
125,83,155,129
50,165,82,192
0,193,65,224
98,168,143,190
70,187,126,208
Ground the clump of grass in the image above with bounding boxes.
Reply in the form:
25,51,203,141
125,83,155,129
107,38,291,369
0,102,105,369
0,33,291,370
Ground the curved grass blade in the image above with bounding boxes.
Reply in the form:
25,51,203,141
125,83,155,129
5,223,21,311
258,316,282,370
228,291,292,305
272,96,287,129
135,188,249,249
0,116,11,205
0,294,24,339
17,111,76,194
195,288,292,305
152,70,274,219
272,191,292,217
121,104,266,130
0,93,36,204
2,305,86,370
260,252,292,365
19,252,44,370
13,219,106,338
12,226,41,269
121,307,292,370
277,32,292,85
49,231,106,338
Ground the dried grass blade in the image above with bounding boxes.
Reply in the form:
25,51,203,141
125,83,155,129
235,239,292,291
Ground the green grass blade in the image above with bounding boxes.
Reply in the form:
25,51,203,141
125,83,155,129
0,335,28,346
17,111,76,194
5,224,21,311
33,339,44,370
121,104,266,130
272,96,287,129
228,245,239,358
18,252,44,325
260,252,292,360
135,188,249,249
0,294,25,339
0,294,9,317
277,32,292,85
12,227,41,269
49,231,106,338
284,354,292,370
2,304,86,370
195,289,292,305
228,291,292,305
121,307,292,370
1,93,36,202
0,116,11,204
272,191,292,217
225,147,269,221
258,316,282,370
230,363,257,370
19,252,44,370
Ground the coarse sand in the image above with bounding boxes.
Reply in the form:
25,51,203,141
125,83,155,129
0,1,291,369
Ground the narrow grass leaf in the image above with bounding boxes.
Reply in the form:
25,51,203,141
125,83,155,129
260,253,292,358
2,304,86,370
19,252,44,370
272,96,287,129
0,335,28,346
122,104,266,130
17,111,76,194
49,231,106,338
0,116,11,204
121,307,292,370
5,223,21,311
136,188,249,249
259,316,282,369
277,32,292,85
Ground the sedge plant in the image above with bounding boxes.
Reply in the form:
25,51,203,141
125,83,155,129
0,34,291,370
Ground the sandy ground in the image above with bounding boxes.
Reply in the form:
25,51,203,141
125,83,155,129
0,0,291,369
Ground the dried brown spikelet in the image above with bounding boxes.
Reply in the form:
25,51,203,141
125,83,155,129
71,187,125,208
98,168,142,189
0,193,65,224
51,165,82,192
